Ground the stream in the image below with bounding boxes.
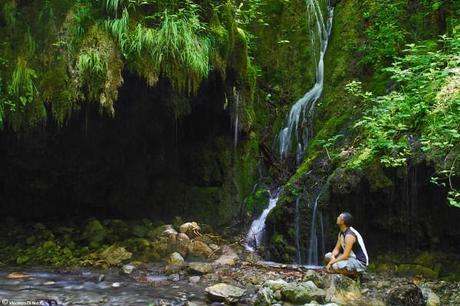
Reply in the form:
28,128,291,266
0,265,206,306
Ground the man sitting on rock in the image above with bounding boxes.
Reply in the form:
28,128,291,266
324,212,369,277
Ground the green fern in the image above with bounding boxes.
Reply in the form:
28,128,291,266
105,8,130,55
2,0,16,28
78,49,106,75
8,57,38,108
151,10,210,94
105,0,124,15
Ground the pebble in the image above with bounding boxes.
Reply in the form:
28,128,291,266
112,282,120,288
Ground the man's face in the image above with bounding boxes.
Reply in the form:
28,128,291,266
336,214,344,225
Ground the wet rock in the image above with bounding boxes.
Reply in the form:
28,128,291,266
121,264,135,274
264,279,288,291
189,276,201,283
165,252,185,274
161,225,178,240
189,240,213,259
324,274,362,305
167,252,185,266
188,262,213,275
213,245,238,266
99,245,132,266
7,272,29,279
303,270,326,288
168,274,180,281
176,233,191,257
180,222,201,238
386,282,425,306
186,301,206,306
326,274,355,291
205,283,246,303
421,287,440,306
281,281,326,304
112,282,121,287
83,219,107,249
254,287,274,306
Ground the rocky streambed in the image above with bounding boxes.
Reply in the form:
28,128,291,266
1,220,459,305
2,247,459,306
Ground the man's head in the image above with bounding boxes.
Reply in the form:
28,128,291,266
336,212,353,227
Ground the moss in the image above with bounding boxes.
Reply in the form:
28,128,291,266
246,188,270,216
0,0,253,129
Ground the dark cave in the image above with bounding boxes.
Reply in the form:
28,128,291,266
0,72,240,225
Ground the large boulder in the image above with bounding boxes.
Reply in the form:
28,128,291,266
205,283,246,303
180,222,201,238
167,252,185,266
98,245,132,266
281,281,326,304
421,287,441,306
188,262,213,275
188,240,213,259
165,252,185,275
176,233,191,257
213,245,238,266
83,219,107,249
386,283,425,306
254,287,275,306
324,274,362,305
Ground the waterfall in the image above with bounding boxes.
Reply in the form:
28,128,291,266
279,0,334,159
307,193,322,266
294,196,302,263
245,189,281,252
233,89,240,150
276,0,333,266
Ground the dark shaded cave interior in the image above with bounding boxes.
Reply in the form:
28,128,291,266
0,72,238,225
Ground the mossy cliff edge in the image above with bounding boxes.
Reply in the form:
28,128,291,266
264,0,460,263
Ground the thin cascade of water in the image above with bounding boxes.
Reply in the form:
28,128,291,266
279,0,334,160
294,196,302,264
307,193,321,265
234,89,240,150
245,189,281,252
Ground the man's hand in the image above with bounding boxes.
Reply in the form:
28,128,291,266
326,260,334,271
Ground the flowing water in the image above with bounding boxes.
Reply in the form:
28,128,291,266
279,0,334,160
307,193,322,265
234,89,240,151
294,196,302,264
278,0,334,266
245,189,281,252
0,265,206,306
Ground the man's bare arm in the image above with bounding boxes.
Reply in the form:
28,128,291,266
328,234,355,268
332,237,341,257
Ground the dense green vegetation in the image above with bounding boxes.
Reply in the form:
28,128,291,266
0,0,253,129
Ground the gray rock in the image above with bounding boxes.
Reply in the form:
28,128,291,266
213,245,238,266
168,274,180,281
121,264,135,274
189,276,201,283
205,283,246,303
167,252,185,266
386,283,425,306
281,281,326,304
263,279,288,291
188,262,213,275
421,287,441,306
254,287,274,306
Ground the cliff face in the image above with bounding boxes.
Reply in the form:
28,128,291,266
0,0,260,228
0,0,459,260
263,0,460,263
